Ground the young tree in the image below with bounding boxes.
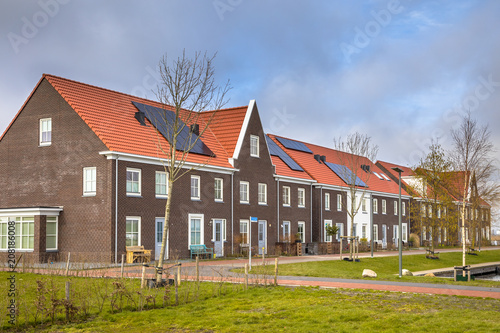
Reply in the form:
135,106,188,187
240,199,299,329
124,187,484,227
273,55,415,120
149,50,231,281
333,132,378,260
450,111,498,266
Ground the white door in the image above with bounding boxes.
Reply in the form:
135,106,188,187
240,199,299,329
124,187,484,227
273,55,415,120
155,217,168,260
213,219,224,257
258,221,267,254
382,224,387,249
393,225,399,248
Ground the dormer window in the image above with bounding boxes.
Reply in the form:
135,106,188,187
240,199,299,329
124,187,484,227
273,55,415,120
250,135,259,157
39,118,52,146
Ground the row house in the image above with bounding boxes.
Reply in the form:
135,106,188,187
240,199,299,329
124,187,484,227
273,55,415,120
1,74,417,263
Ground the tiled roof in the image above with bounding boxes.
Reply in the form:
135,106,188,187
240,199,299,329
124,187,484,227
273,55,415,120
267,134,409,196
42,74,248,169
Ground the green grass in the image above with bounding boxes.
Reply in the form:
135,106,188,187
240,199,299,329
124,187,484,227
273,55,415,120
241,250,500,288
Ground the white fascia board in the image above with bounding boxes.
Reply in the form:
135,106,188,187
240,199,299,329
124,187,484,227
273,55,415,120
313,183,349,192
231,100,255,162
274,175,317,185
99,151,238,175
367,189,412,200
0,207,63,217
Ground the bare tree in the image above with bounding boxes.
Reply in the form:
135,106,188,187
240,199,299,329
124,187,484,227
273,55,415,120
450,111,498,266
148,50,231,281
333,132,378,260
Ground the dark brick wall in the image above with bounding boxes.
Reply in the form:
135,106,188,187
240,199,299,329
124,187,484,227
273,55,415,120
312,187,347,242
278,181,312,242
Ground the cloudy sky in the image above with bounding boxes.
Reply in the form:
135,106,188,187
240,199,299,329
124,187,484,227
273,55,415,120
1,0,499,168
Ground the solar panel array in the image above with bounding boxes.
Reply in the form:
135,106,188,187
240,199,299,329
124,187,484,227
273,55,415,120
132,101,214,156
276,137,313,153
324,162,368,187
266,136,304,172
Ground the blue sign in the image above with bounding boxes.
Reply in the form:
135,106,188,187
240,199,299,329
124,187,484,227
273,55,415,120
250,216,258,223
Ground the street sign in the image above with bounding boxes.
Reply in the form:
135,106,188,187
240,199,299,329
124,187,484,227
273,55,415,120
250,216,258,223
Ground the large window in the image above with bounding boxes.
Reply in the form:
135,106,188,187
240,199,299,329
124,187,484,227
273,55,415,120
126,168,141,196
39,118,52,146
325,193,330,211
189,214,204,247
0,217,34,250
258,183,267,205
336,223,344,241
382,199,387,214
337,194,342,211
191,175,200,200
126,217,140,246
373,224,379,241
282,186,290,207
214,178,223,202
298,188,305,208
283,221,290,242
297,222,305,243
240,181,249,204
83,167,96,196
46,216,58,251
250,135,259,157
373,199,378,214
324,220,332,242
155,171,168,198
240,220,249,244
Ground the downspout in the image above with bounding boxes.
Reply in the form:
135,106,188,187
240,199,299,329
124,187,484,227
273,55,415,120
115,156,119,264
370,195,373,258
320,187,323,242
231,172,234,255
277,179,280,242
310,183,313,243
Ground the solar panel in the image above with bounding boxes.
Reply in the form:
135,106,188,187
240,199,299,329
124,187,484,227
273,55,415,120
324,162,368,187
266,136,304,172
132,101,213,156
275,137,313,153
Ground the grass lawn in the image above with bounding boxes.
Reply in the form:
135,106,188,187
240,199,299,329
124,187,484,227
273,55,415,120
242,250,500,288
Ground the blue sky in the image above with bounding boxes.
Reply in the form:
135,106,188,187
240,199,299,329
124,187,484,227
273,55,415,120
1,0,499,169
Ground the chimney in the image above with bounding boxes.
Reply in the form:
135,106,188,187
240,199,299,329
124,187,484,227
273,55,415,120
134,111,146,126
320,155,326,163
190,124,200,136
314,154,321,163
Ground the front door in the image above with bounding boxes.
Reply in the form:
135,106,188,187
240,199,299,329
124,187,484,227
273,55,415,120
213,219,223,257
382,224,387,249
155,217,168,260
258,221,266,254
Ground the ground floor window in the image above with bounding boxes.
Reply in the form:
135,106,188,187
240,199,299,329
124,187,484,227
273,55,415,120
402,223,407,242
189,214,204,247
373,224,379,242
0,216,34,250
361,224,367,239
126,217,141,246
283,221,290,242
297,222,305,243
324,220,332,242
336,223,343,241
240,220,248,244
46,216,58,250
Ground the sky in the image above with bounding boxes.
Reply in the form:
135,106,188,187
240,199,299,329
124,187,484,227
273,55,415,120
1,0,499,170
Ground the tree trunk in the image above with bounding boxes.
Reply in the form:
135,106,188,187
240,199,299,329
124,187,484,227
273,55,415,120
156,179,175,281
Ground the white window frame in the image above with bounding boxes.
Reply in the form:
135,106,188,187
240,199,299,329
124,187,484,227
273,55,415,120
337,194,342,211
282,186,291,207
240,181,249,204
46,216,58,251
335,223,344,241
422,226,427,241
191,175,200,200
155,171,168,199
402,202,406,216
282,221,291,242
373,224,379,242
250,135,259,157
297,221,306,243
324,220,333,242
382,199,387,214
373,199,378,214
214,178,223,202
211,218,226,242
39,118,52,146
188,214,204,248
126,168,141,196
394,201,398,216
83,167,96,196
298,188,306,208
126,216,141,247
325,193,331,211
402,223,408,242
240,220,249,244
258,183,267,205
362,198,367,213
362,224,367,239
0,216,35,251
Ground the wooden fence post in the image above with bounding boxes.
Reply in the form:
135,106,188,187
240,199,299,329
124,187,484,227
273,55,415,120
65,281,70,321
244,263,248,290
141,264,146,289
340,239,343,260
120,254,125,279
177,263,181,287
196,256,200,285
65,252,71,276
274,258,278,286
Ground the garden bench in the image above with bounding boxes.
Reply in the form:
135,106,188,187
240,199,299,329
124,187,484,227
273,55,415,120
126,245,152,263
190,244,213,259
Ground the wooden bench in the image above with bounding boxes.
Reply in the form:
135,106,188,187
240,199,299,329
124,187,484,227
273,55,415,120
425,248,439,259
126,245,152,264
190,244,213,259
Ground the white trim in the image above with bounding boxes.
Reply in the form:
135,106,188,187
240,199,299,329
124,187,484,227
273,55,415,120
125,216,141,246
214,178,223,202
188,213,204,248
0,207,63,217
46,216,58,251
298,221,306,243
83,167,97,196
324,192,331,211
191,175,201,200
126,168,142,196
282,186,291,207
232,100,255,162
155,171,168,199
274,175,316,185
258,183,267,205
240,181,249,204
250,135,260,158
99,151,238,175
298,188,306,208
39,118,52,146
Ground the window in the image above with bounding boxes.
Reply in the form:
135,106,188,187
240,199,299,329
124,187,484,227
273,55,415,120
39,118,52,146
297,222,305,243
444,227,447,242
382,199,386,214
325,193,330,211
422,204,426,218
126,168,141,196
46,216,58,250
240,181,249,204
155,171,168,198
486,226,490,240
402,202,406,216
0,216,34,250
362,198,367,213
214,178,223,202
212,219,226,242
283,221,290,242
189,214,204,247
324,220,332,242
258,183,267,205
402,223,407,242
394,201,397,215
353,223,357,237
282,186,290,207
250,135,259,157
373,199,378,214
361,224,367,239
337,194,342,211
298,188,305,208
428,205,432,218
422,226,426,241
191,175,200,200
373,224,379,241
126,217,140,246
83,167,96,196
335,223,344,241
240,220,249,244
